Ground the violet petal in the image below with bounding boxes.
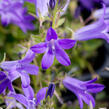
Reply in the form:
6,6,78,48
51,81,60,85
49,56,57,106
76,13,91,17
55,42,71,66
57,39,76,49
31,42,47,54
36,87,47,106
41,47,55,69
46,27,58,41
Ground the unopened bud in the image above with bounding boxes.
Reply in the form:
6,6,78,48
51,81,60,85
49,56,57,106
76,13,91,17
49,0,56,10
46,83,55,98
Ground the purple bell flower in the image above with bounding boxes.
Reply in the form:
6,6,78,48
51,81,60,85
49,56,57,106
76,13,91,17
31,27,76,69
0,0,35,33
0,49,39,88
63,76,105,109
10,86,47,109
0,71,14,94
74,10,109,43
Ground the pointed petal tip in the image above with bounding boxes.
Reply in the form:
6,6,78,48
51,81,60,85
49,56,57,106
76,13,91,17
30,46,36,52
65,60,71,66
46,27,58,41
58,39,76,49
30,42,47,54
99,84,105,90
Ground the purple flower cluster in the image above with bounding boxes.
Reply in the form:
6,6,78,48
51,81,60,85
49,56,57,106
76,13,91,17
0,0,107,109
0,49,49,108
10,86,47,109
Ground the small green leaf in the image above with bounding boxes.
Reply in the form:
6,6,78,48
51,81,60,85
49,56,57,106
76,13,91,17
56,18,65,28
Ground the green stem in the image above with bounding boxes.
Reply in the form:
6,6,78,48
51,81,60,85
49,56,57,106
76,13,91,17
13,85,23,93
52,2,58,28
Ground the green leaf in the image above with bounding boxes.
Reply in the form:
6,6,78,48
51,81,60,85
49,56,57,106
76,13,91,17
55,18,65,28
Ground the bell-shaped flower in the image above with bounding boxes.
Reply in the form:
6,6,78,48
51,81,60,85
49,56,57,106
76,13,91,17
74,10,109,43
31,27,76,69
0,0,35,33
9,86,47,109
63,76,105,109
0,71,14,94
0,49,39,88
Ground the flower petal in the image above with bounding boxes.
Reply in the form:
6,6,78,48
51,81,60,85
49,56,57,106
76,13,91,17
10,94,28,107
8,83,14,92
75,17,106,35
84,78,97,84
31,42,47,54
18,64,39,75
55,42,71,66
81,92,95,108
36,87,47,106
57,39,76,49
19,49,35,63
86,83,105,93
60,0,70,15
46,27,58,41
35,0,49,17
0,61,18,71
21,73,30,88
0,79,10,94
77,95,83,109
22,86,34,100
63,76,83,88
41,48,54,69
8,70,20,82
0,71,7,81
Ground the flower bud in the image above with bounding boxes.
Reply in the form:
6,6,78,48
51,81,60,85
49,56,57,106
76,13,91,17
46,83,55,98
49,0,56,10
